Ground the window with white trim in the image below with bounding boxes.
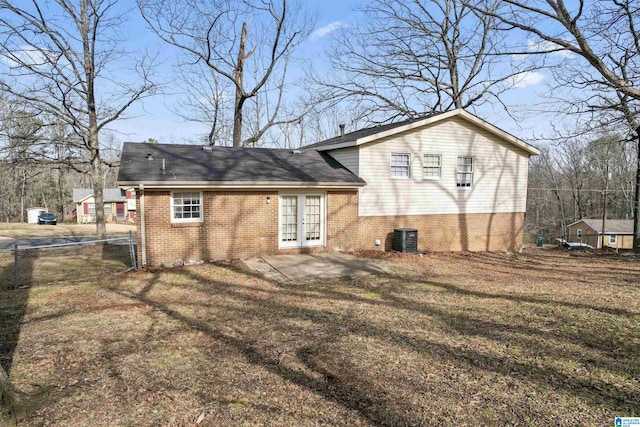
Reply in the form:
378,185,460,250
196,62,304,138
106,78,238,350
423,154,442,179
456,156,474,188
609,234,617,244
86,202,96,215
171,191,202,222
576,228,583,239
391,153,410,178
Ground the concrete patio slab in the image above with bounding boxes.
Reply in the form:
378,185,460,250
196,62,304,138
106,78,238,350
255,252,391,281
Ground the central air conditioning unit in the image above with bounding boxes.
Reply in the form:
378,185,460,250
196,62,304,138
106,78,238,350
393,228,418,253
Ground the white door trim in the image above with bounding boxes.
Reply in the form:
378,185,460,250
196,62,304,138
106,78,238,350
278,193,326,249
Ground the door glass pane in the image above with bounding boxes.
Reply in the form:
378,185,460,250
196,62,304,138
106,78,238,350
281,196,298,242
305,196,321,241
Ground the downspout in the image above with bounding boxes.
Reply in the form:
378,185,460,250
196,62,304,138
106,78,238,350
139,184,147,268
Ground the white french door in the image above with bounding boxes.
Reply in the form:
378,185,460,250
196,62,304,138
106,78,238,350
279,194,325,248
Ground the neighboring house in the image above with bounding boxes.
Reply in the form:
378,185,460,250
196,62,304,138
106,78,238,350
72,188,136,224
567,219,634,249
117,109,539,267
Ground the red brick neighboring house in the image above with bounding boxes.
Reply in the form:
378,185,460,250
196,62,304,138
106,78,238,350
117,109,539,267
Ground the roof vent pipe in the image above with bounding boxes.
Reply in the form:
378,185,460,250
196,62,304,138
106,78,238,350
146,152,153,160
160,158,166,175
339,124,345,137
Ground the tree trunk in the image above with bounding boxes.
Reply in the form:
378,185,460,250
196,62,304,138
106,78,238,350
232,22,248,147
57,167,65,221
91,145,106,240
89,96,106,239
19,168,27,223
82,0,106,239
633,126,640,252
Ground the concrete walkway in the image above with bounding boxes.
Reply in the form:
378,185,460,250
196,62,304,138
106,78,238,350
245,252,391,281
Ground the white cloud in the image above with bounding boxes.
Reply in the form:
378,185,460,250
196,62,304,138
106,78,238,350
310,21,346,41
2,45,52,68
527,39,574,58
509,71,546,88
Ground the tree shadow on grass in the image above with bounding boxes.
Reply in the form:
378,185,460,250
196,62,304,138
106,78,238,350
102,263,639,423
0,248,34,423
105,273,415,426
9,253,637,425
444,251,640,283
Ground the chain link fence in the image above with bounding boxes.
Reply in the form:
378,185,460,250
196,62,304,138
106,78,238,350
1,233,137,290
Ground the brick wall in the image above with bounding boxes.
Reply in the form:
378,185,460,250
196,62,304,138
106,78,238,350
139,190,278,267
352,212,524,253
137,189,524,267
326,191,359,251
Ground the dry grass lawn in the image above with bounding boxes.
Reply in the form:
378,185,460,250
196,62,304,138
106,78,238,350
1,249,639,425
0,223,135,239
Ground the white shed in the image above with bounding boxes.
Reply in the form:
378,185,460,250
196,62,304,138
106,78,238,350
26,207,48,224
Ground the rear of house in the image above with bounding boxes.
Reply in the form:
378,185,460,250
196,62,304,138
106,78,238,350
117,145,365,267
117,109,539,267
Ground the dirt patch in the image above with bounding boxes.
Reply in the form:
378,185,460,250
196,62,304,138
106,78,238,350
1,250,638,425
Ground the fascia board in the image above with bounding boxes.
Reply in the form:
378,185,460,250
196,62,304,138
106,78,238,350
117,181,366,189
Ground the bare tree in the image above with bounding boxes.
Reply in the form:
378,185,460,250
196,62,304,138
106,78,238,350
172,65,233,145
470,0,640,101
313,0,542,123
469,0,640,251
140,0,313,147
526,132,637,242
0,0,156,238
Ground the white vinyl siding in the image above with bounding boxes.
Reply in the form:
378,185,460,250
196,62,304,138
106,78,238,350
423,154,442,179
327,147,359,175
356,116,531,216
390,153,411,178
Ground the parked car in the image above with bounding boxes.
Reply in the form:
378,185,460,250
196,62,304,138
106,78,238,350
563,242,593,251
37,212,57,225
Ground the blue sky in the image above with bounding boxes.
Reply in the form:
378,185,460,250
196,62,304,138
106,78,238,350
109,0,365,144
107,0,559,147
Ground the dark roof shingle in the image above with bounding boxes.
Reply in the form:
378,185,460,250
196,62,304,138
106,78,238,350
72,188,126,202
303,115,429,149
579,219,634,234
117,143,365,186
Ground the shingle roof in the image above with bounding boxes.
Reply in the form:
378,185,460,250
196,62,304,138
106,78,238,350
303,115,429,149
577,219,634,234
72,188,126,203
117,143,365,187
302,109,540,156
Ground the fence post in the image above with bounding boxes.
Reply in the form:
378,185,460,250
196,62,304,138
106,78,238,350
13,244,18,289
129,230,137,271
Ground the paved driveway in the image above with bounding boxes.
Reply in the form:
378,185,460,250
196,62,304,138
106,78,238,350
246,252,392,281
